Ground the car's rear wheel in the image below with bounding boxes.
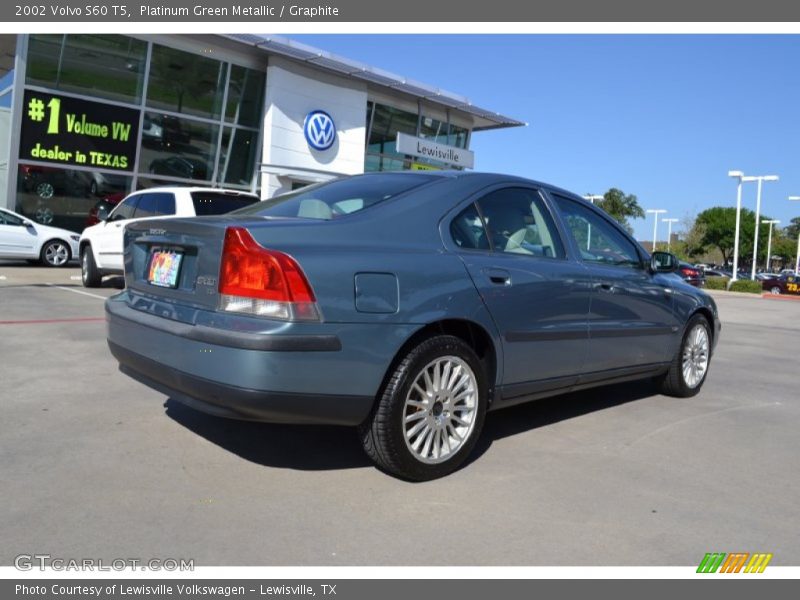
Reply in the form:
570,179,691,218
81,246,102,287
658,314,711,398
770,286,781,295
359,335,488,481
34,206,54,225
40,240,71,267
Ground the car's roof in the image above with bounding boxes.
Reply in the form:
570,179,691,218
128,186,257,195
349,170,587,202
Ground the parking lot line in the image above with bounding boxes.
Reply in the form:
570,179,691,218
45,283,108,301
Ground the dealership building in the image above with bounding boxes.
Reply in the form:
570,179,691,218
0,34,522,231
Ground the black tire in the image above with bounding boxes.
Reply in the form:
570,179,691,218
658,313,712,398
40,239,71,268
81,246,102,287
359,335,488,481
35,181,55,199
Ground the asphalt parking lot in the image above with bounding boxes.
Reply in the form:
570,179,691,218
1,262,798,566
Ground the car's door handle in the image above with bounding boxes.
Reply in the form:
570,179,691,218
483,268,511,286
596,282,615,292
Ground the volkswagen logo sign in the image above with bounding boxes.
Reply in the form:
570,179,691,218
303,110,336,151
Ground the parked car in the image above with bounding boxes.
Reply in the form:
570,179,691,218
703,268,727,278
0,207,79,267
148,156,209,181
761,273,800,295
105,172,721,481
80,187,259,287
678,262,706,287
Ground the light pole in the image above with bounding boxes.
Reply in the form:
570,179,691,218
646,209,666,253
790,196,800,274
761,219,780,273
662,218,679,252
583,194,604,250
750,175,779,279
727,171,778,280
728,171,745,281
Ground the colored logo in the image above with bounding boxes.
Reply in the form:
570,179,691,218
696,552,772,573
304,110,336,151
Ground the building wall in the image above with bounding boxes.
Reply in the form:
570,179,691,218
261,56,368,198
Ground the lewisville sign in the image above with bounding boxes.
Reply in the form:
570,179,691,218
20,90,140,171
396,132,475,169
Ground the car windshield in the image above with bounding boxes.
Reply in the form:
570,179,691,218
232,173,436,220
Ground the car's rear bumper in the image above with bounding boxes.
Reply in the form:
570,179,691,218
104,293,417,425
108,340,373,425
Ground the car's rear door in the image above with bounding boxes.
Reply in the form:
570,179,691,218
447,186,592,400
548,193,678,375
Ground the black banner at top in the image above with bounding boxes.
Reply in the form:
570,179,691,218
3,0,800,22
19,90,140,172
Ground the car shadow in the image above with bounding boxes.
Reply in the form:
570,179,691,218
164,378,658,475
164,399,372,470
464,379,657,467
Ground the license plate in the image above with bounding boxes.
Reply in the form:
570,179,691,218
147,250,183,288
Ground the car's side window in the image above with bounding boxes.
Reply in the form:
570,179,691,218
552,194,642,268
0,211,23,226
109,196,138,221
450,203,490,251
154,193,176,216
476,188,565,258
132,194,157,219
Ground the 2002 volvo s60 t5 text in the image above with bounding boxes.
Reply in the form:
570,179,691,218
106,172,720,480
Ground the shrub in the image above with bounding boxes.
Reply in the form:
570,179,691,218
729,279,763,294
704,277,729,290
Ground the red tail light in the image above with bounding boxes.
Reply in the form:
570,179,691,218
681,267,697,277
218,226,320,321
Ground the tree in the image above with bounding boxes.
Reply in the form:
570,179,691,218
679,213,707,258
785,216,800,241
696,206,744,264
695,206,777,267
595,188,645,234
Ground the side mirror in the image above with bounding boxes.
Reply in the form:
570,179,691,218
96,206,110,222
22,219,35,228
650,251,679,273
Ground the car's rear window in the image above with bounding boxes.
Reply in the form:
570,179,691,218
190,192,260,216
231,173,436,220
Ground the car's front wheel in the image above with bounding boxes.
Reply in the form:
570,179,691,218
81,246,102,287
40,240,71,267
359,335,488,481
658,314,712,397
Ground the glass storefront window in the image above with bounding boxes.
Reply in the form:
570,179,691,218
217,127,258,187
139,112,218,183
16,164,131,232
26,34,147,105
147,44,226,120
419,115,468,149
226,65,265,128
367,102,418,159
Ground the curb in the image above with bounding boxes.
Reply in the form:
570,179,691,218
762,293,800,302
703,289,763,299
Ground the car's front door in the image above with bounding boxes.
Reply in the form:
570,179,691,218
549,193,679,375
94,194,140,270
0,210,36,258
448,187,593,399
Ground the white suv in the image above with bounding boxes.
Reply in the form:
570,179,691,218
79,187,259,287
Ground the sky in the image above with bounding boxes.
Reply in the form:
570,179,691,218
294,34,800,242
